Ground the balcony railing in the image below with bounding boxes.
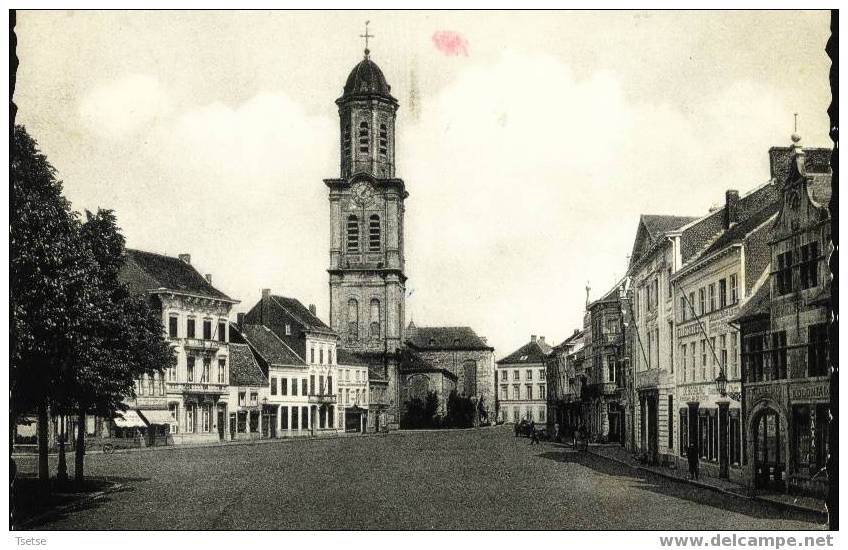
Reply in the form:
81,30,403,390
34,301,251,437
181,338,222,352
308,393,338,404
168,382,228,395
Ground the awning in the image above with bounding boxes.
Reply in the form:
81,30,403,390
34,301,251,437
113,410,148,428
138,409,173,425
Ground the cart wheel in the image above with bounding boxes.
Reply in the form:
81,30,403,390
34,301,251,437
102,443,114,454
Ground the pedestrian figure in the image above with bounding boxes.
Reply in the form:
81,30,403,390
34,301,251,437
554,422,561,443
687,444,699,480
529,421,539,445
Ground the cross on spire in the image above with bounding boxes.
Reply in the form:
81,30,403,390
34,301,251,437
794,112,799,133
360,20,374,57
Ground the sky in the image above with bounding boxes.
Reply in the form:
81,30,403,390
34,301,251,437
13,10,833,359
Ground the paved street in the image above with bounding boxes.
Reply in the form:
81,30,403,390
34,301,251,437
16,426,822,530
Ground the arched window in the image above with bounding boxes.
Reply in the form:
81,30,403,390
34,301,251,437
369,215,381,251
379,123,388,156
358,121,370,154
348,298,358,341
342,123,351,158
347,215,359,252
370,299,380,338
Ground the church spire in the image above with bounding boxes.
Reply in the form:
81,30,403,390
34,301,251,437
360,20,374,59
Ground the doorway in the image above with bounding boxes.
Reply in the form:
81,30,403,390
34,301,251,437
754,408,785,491
217,410,225,441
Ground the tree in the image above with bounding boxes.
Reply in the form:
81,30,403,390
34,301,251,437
59,210,175,486
10,125,91,490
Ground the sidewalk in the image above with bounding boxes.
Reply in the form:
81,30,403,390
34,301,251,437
585,443,827,519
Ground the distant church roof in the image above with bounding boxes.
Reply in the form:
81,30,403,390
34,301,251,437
406,326,492,351
340,56,396,102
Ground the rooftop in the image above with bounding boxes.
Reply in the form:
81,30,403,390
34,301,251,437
120,249,233,301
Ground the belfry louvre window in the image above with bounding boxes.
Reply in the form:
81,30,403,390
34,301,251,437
358,121,369,153
347,215,359,252
342,123,351,157
379,124,388,155
369,215,381,251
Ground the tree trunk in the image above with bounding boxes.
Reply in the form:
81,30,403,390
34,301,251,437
37,400,49,493
75,410,86,488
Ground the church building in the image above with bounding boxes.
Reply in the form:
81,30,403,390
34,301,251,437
323,41,494,428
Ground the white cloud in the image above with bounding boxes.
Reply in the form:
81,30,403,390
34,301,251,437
79,74,172,138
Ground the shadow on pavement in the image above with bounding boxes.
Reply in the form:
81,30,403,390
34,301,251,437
537,449,823,526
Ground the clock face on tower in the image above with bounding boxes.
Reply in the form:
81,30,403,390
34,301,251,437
351,181,375,207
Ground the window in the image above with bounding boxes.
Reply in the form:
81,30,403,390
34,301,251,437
342,123,351,158
607,355,616,383
667,268,673,298
719,279,727,308
700,340,707,380
310,374,315,395
301,406,309,429
271,378,277,395
328,375,333,395
688,292,696,316
513,370,519,381
186,404,196,433
347,215,359,252
729,331,738,379
679,409,688,457
169,316,178,338
318,375,325,395
218,321,226,343
681,345,688,381
319,347,324,364
539,369,546,380
730,411,741,466
348,298,358,341
203,319,212,340
148,374,155,395
744,334,766,382
369,215,381,251
729,273,738,304
526,369,533,381
512,384,520,400
358,121,369,153
328,349,333,365
646,283,653,313
302,379,308,396
719,334,727,375
525,384,533,400
310,347,315,364
169,403,179,433
539,384,546,398
708,283,716,312
370,299,380,338
776,251,793,295
168,364,176,382
808,324,829,376
770,331,787,380
281,407,289,430
513,408,520,422
218,359,226,383
187,356,195,382
800,241,819,289
668,396,674,449
291,407,299,430
238,391,246,406
539,407,546,422
202,358,210,383
378,123,388,156
202,405,210,432
291,378,298,396
187,317,196,338
285,324,291,336
698,288,706,315
690,342,696,381
500,385,508,399
680,297,687,321
710,336,717,378
250,392,258,405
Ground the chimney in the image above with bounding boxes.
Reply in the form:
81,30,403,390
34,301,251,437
237,312,245,327
309,304,317,316
539,336,546,344
724,190,740,229
531,335,537,343
261,288,271,299
573,328,580,336
260,289,271,325
480,336,487,345
178,253,191,265
205,273,212,284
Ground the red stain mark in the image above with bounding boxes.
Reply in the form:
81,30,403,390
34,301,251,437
432,31,469,56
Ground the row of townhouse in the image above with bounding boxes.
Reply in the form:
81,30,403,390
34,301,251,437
14,252,390,452
542,135,832,499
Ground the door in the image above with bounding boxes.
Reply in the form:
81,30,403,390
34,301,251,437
218,410,225,441
647,395,659,463
755,409,785,491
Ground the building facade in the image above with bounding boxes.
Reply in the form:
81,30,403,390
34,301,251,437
545,329,584,436
120,250,238,445
736,139,832,497
495,335,551,424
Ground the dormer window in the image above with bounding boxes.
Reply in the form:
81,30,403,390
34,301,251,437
358,121,369,154
285,324,292,336
347,215,359,252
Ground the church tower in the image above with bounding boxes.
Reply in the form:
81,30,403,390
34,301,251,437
325,41,407,426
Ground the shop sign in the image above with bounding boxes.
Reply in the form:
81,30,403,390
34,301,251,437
789,381,829,401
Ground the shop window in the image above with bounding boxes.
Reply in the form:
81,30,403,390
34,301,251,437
808,324,829,377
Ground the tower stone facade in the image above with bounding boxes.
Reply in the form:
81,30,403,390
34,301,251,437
325,50,407,428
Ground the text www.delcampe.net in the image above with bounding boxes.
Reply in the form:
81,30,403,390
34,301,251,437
659,535,835,549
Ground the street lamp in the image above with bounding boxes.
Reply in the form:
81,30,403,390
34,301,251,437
715,371,728,397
